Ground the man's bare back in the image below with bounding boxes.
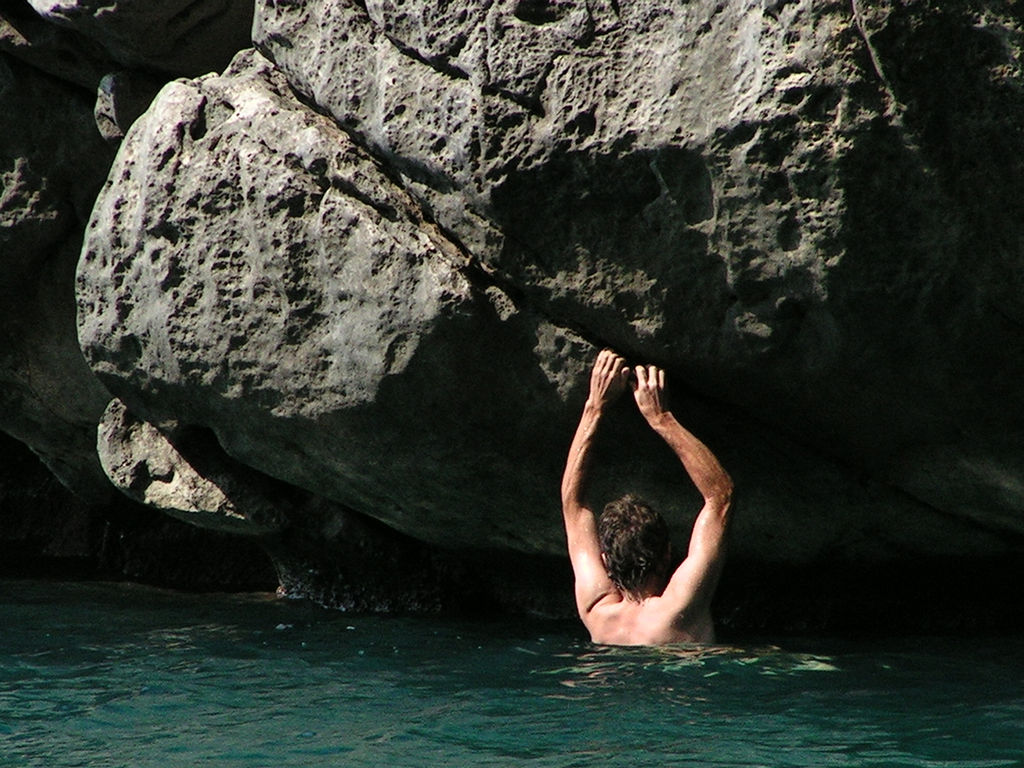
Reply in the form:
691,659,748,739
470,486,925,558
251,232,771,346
560,350,733,646
584,589,717,646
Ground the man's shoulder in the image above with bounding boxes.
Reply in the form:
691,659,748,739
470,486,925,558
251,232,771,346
581,588,624,622
580,591,626,634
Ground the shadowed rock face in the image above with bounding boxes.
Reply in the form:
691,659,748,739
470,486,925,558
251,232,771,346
26,0,254,77
5,1,1024,626
250,0,1024,542
0,51,114,499
0,430,277,590
0,0,257,498
254,0,1023,555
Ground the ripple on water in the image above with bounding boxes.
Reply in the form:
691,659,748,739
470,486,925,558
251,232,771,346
2,581,1024,767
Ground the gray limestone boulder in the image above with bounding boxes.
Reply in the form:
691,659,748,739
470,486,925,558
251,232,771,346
97,398,283,535
0,0,251,499
78,49,585,555
250,0,1024,545
77,41,1015,572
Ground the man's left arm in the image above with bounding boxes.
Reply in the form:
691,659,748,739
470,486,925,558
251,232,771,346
632,367,733,621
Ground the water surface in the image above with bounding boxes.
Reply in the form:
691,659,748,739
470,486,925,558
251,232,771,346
2,580,1022,767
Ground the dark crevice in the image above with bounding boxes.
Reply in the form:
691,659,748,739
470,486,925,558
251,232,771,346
328,175,399,221
344,0,470,82
274,65,465,195
481,83,545,118
261,2,554,137
383,31,471,81
187,100,208,142
849,0,905,121
528,57,559,116
514,0,565,25
368,6,556,118
165,0,224,35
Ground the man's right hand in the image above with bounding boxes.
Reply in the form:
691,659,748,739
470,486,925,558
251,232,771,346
632,364,669,422
587,349,630,411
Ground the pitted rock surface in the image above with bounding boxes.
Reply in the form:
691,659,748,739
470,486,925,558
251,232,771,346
78,42,1017,566
97,398,284,535
3,1,1024,625
78,50,587,554
249,0,1024,543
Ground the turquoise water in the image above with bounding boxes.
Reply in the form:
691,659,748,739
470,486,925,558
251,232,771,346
2,581,1023,767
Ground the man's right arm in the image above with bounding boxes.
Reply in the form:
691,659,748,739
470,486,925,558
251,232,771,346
561,350,630,618
632,366,733,617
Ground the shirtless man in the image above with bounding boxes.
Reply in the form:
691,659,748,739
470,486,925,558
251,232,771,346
560,349,733,646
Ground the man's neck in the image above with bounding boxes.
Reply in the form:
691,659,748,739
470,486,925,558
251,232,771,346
623,578,667,603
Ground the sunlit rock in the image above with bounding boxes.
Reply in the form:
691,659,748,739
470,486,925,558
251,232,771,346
97,398,284,535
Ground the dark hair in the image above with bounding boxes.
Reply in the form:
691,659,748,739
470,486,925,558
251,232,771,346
598,494,671,599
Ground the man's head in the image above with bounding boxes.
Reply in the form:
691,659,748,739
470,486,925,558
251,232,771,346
598,494,672,600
